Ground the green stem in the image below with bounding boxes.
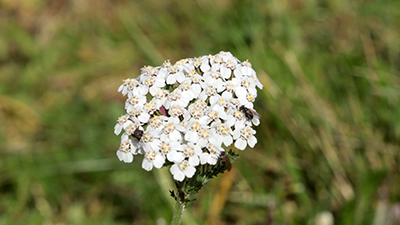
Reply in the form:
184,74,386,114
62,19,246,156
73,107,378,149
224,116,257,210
171,196,186,225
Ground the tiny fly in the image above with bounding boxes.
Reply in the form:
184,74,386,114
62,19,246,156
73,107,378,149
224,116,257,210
240,106,261,121
132,128,144,141
220,151,232,171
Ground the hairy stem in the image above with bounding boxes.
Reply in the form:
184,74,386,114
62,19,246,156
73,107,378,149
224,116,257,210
171,194,186,225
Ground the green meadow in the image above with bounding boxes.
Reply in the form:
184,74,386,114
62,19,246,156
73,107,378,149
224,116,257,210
0,0,399,224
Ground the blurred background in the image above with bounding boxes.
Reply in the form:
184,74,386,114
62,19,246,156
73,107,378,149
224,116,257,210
0,0,399,224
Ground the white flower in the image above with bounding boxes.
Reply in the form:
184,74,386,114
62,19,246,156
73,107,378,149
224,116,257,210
142,150,165,171
118,78,131,96
140,130,162,152
199,109,224,125
125,94,146,110
219,62,232,80
199,86,219,105
140,72,166,96
116,135,137,163
119,78,147,97
178,79,198,101
188,104,204,120
184,119,202,142
143,100,159,115
212,91,232,117
250,74,263,89
240,60,256,76
200,143,223,165
238,93,257,109
164,89,191,109
153,89,169,107
166,64,186,84
169,105,186,118
161,117,185,142
114,114,130,135
148,115,166,131
170,160,196,181
160,140,184,163
199,55,211,73
187,72,203,98
212,122,233,147
121,120,141,140
233,126,257,150
225,108,246,127
127,105,150,124
203,71,224,88
181,143,202,166
115,51,263,181
234,60,256,78
196,127,213,148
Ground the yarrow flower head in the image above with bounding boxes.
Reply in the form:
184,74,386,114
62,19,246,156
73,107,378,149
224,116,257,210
114,51,263,183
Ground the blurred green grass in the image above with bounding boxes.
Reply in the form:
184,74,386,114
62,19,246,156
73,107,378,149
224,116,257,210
0,0,399,224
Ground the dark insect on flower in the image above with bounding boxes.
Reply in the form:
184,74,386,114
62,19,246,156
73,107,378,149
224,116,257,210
220,151,232,171
240,105,261,121
132,128,144,140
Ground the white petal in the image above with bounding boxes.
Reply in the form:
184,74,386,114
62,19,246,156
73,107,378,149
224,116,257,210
184,166,196,178
192,85,201,97
200,153,209,164
140,85,149,95
235,120,246,130
235,87,247,98
169,130,182,141
197,138,208,148
166,75,176,84
218,111,228,120
142,159,154,171
216,134,224,145
211,63,220,71
155,79,165,87
118,84,124,93
174,170,185,181
168,151,184,163
114,124,122,135
187,131,198,143
158,68,168,78
220,66,231,79
248,136,257,148
138,113,150,123
252,118,260,126
210,96,218,105
206,77,215,86
217,83,226,93
184,132,192,141
123,153,134,163
150,86,161,96
235,138,247,150
153,155,165,168
170,164,180,175
248,87,257,96
189,156,199,166
233,68,242,78
241,66,252,75
200,63,210,72
223,135,233,147
226,117,236,127
177,72,186,83
233,129,241,139
222,91,232,99
208,155,218,165
116,151,125,161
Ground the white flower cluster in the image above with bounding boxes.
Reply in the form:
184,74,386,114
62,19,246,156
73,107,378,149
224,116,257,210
114,51,262,181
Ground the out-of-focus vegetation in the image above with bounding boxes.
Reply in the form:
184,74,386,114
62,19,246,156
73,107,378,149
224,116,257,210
0,0,399,224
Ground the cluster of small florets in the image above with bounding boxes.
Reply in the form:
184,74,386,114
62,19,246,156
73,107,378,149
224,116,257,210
114,51,262,181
